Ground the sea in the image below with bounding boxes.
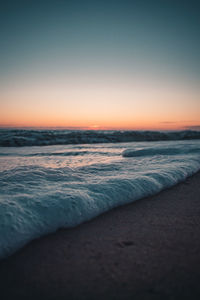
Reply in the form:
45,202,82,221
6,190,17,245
0,129,200,259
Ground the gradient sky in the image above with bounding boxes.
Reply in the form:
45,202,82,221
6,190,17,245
0,0,200,130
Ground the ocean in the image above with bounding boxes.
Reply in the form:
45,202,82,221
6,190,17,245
0,129,200,259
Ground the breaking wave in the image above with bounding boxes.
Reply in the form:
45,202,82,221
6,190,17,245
123,146,200,157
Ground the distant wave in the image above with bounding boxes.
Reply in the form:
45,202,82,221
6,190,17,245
0,129,200,147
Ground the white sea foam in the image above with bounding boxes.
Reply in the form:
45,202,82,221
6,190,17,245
0,138,200,259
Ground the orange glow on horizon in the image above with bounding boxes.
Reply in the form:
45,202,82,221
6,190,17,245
0,73,199,131
0,119,199,131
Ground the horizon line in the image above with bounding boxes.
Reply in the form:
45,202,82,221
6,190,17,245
0,125,199,131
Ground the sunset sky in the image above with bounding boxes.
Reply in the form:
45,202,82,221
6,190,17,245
0,0,199,130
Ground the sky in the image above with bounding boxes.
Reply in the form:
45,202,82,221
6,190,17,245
0,0,200,130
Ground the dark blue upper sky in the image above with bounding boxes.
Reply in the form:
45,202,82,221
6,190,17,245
1,0,199,80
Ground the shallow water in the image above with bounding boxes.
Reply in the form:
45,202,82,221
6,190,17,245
0,134,200,259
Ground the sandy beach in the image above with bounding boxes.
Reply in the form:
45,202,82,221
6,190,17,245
0,171,200,300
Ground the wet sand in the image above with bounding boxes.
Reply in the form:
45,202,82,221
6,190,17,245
0,172,200,300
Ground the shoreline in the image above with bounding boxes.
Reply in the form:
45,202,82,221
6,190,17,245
0,171,200,299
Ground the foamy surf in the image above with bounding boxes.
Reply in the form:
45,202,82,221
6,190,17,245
0,137,200,259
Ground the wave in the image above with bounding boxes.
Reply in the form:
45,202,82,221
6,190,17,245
122,146,200,157
0,129,200,147
0,150,116,157
0,145,199,258
0,139,199,258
